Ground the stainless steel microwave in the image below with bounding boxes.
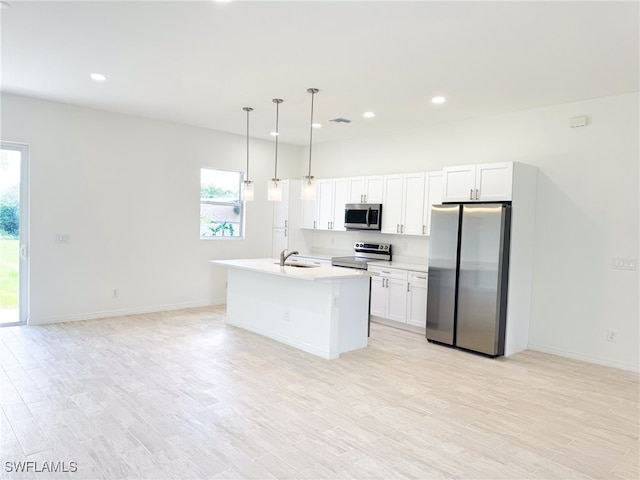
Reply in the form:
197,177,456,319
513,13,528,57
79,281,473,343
344,203,382,230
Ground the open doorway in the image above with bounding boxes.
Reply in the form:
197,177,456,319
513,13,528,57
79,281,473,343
1,142,29,326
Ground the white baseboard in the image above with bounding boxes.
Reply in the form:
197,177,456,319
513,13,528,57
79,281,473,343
528,343,639,373
28,298,226,325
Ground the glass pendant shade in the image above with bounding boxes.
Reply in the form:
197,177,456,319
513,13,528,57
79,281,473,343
268,178,282,202
243,180,254,202
301,175,316,201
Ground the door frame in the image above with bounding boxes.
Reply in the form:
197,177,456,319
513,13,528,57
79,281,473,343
1,141,29,326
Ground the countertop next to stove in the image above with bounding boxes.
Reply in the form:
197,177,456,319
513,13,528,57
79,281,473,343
367,261,429,273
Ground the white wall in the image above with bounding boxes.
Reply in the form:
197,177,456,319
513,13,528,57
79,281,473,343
1,93,301,324
304,93,639,371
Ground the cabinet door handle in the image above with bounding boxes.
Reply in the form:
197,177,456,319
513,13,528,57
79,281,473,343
364,194,367,203
476,189,479,200
470,188,473,200
382,270,390,274
401,225,404,233
407,283,410,292
360,194,364,202
396,224,400,233
284,229,288,237
422,225,426,235
416,276,426,279
284,220,288,228
313,221,316,229
385,278,388,288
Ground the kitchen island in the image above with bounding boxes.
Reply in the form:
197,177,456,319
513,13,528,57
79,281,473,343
210,259,372,360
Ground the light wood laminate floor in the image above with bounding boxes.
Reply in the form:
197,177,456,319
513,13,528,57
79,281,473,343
0,306,638,479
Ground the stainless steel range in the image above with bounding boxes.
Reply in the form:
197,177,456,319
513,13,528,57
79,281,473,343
331,242,392,270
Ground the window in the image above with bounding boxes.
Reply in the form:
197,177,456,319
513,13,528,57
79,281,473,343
200,168,244,238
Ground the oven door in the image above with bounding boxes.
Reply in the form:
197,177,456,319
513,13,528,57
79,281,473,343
344,203,382,230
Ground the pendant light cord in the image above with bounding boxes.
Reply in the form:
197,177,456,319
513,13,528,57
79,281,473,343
243,107,253,181
274,100,280,179
308,90,316,178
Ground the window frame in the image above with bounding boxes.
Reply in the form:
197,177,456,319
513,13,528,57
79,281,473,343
199,167,245,240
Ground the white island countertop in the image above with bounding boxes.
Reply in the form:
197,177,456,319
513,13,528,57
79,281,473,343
212,257,371,359
210,258,371,281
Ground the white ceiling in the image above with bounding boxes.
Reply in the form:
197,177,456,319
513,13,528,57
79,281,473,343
1,1,638,146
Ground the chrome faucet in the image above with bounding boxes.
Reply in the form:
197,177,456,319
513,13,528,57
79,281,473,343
280,249,299,266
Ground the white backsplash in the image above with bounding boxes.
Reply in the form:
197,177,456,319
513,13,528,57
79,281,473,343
308,229,430,264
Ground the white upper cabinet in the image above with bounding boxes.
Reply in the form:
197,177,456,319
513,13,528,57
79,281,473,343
348,177,365,203
442,162,513,202
402,172,426,236
442,164,477,202
272,179,304,258
381,174,405,234
316,179,334,230
364,176,384,203
423,171,443,236
348,175,384,203
331,178,349,231
476,162,513,201
301,195,317,229
381,172,428,235
272,180,290,229
304,178,349,231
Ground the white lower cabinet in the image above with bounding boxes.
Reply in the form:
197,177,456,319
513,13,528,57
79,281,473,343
369,276,387,318
369,265,428,329
368,266,408,321
406,272,428,327
387,278,408,322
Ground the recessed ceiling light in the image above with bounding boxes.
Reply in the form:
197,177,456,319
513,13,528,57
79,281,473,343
0,2,11,9
312,123,322,129
270,132,279,136
363,112,376,118
90,73,107,82
431,96,446,104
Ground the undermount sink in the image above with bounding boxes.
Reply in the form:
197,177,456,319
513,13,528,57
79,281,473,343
273,262,320,268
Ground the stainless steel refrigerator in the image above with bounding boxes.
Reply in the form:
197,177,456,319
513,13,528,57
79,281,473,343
426,203,511,357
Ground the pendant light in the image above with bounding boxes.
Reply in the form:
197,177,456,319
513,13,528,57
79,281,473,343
268,98,284,202
302,88,319,201
242,107,254,202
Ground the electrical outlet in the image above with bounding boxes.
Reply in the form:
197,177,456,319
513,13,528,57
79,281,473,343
612,257,638,271
607,329,617,343
55,233,70,244
112,289,119,298
284,310,290,322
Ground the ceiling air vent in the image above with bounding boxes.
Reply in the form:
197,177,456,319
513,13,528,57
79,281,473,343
329,117,351,124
